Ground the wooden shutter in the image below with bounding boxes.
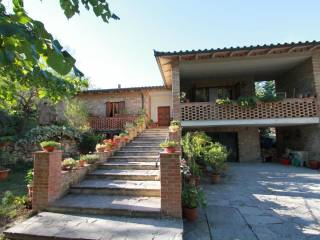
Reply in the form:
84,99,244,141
118,101,125,114
106,102,112,117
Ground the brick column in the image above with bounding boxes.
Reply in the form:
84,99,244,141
160,152,182,218
172,64,181,120
32,151,62,211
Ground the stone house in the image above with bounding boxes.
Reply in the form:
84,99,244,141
79,41,320,163
76,86,172,129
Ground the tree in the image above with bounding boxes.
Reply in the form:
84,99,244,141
255,80,276,99
0,0,119,108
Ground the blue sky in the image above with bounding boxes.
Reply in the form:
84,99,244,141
21,0,320,89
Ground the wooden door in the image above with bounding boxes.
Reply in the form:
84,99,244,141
158,106,170,126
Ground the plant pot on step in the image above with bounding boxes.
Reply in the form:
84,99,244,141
280,158,290,165
0,168,10,181
183,207,198,222
78,159,86,167
211,173,221,184
308,160,319,170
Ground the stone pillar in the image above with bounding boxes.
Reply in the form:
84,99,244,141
32,151,62,211
238,127,261,162
172,64,181,120
160,152,182,218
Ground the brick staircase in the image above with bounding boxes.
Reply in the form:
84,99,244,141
46,128,168,218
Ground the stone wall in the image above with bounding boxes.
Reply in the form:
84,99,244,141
276,58,315,97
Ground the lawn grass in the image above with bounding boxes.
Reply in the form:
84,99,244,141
0,162,32,199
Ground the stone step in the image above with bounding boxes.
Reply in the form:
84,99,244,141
3,212,183,240
123,146,161,151
70,179,160,197
135,137,164,140
87,169,159,181
47,194,161,218
115,151,159,156
99,161,158,170
108,156,158,162
127,142,161,147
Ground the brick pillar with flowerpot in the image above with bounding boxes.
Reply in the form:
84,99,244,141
32,150,63,211
160,151,182,218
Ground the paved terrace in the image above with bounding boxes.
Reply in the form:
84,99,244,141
184,163,320,240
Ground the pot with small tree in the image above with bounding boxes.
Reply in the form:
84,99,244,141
169,120,181,133
95,143,105,152
205,142,228,184
40,141,61,152
160,140,178,153
182,183,206,221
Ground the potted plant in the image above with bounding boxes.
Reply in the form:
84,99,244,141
169,120,181,133
61,158,77,171
119,133,129,143
182,183,206,222
80,154,100,164
40,141,61,152
160,140,178,153
25,169,34,199
113,135,121,144
308,159,319,170
204,143,228,184
78,157,86,167
95,143,105,152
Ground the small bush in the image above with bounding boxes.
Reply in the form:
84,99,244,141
78,132,101,154
80,154,99,164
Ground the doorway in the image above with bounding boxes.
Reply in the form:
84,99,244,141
157,106,170,126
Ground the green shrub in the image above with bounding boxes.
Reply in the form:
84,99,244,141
78,132,101,154
62,158,76,170
205,143,229,174
25,169,33,185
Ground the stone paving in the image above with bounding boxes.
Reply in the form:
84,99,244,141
184,163,320,240
5,212,183,240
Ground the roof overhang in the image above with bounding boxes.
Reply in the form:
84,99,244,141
154,41,320,86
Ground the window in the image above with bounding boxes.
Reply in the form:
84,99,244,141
195,87,232,102
106,101,125,117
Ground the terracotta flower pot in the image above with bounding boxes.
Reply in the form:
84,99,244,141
79,159,86,167
211,173,221,184
164,147,176,153
27,184,33,199
308,160,319,170
0,169,10,181
281,158,290,165
183,207,198,222
42,146,55,152
189,175,200,187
